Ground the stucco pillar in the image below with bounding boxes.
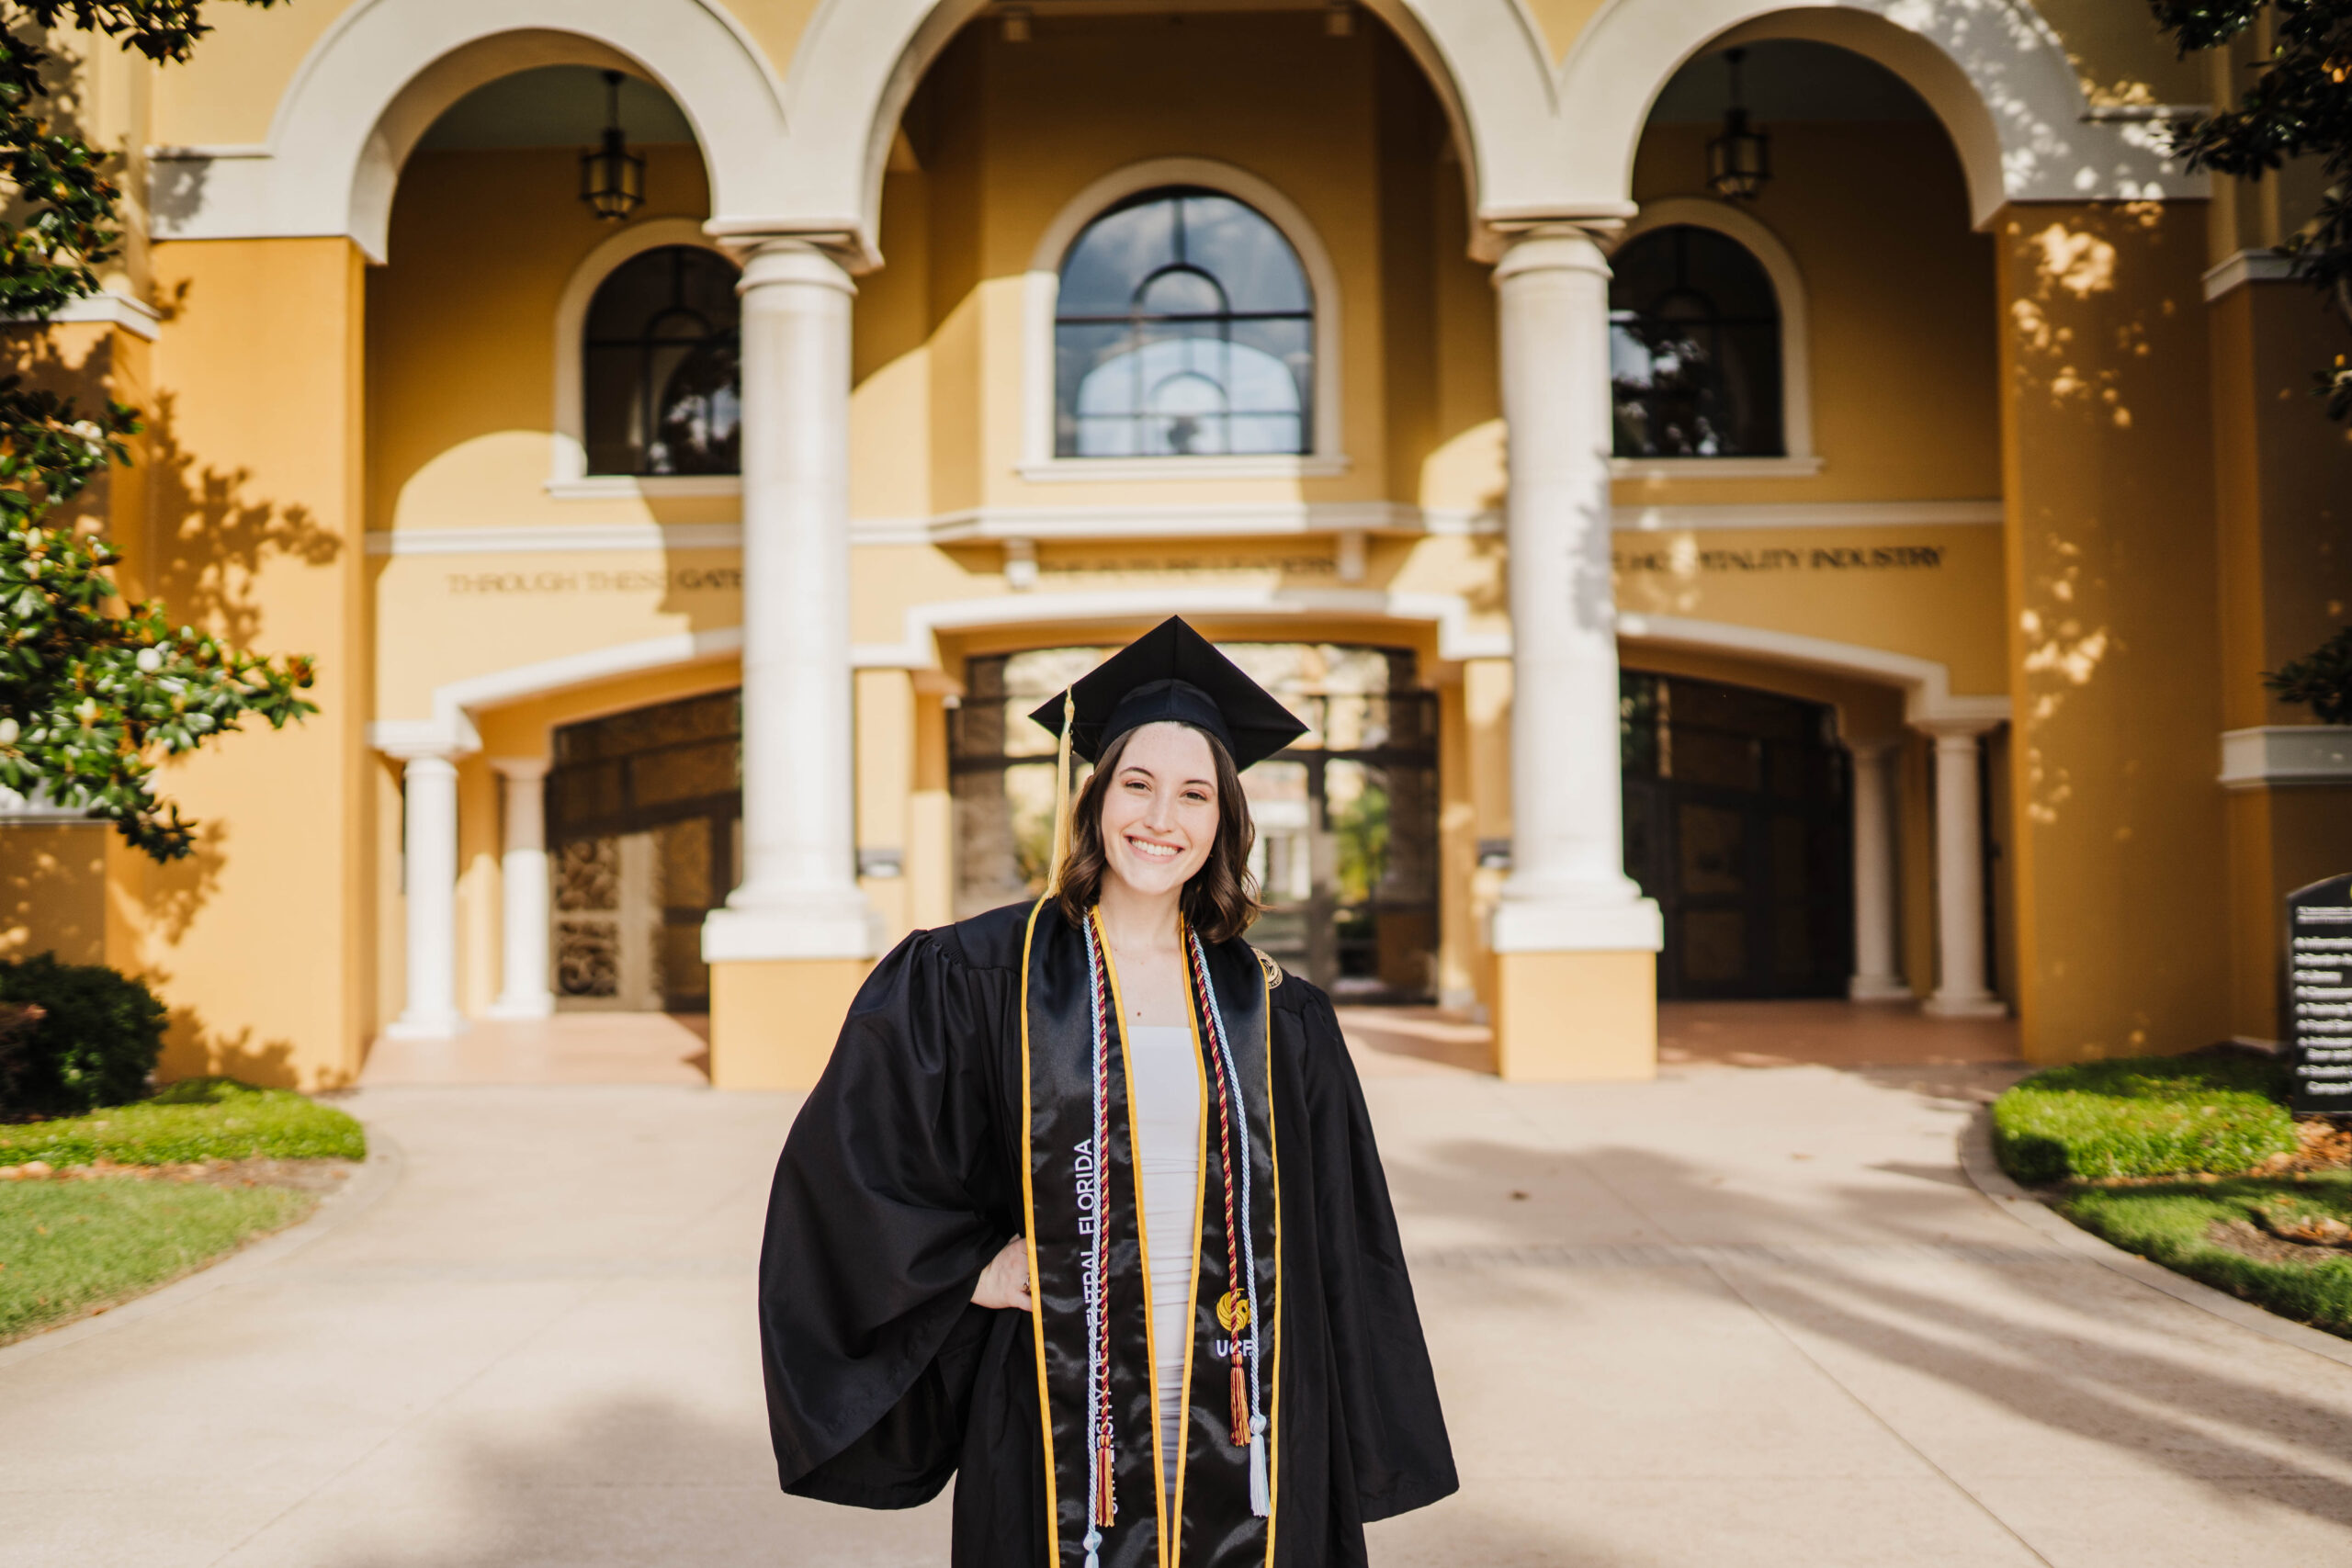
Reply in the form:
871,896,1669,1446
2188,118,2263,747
386,751,465,1040
1848,739,1909,1001
1922,723,2004,1019
701,237,878,1086
1487,226,1661,1079
1995,202,2225,1060
487,758,554,1021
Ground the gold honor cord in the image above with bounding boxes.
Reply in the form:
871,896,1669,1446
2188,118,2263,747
1045,689,1077,898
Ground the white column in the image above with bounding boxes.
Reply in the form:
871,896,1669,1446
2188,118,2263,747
704,239,880,964
1847,739,1909,1001
488,758,554,1020
386,751,465,1039
1923,722,2006,1018
1487,226,1660,955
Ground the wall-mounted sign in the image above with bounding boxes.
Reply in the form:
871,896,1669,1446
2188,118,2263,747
445,567,743,595
2287,873,2352,1114
1611,544,1948,575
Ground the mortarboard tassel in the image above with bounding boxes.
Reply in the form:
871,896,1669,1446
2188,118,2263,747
1044,689,1077,897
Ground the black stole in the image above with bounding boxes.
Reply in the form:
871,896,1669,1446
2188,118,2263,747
1020,899,1282,1568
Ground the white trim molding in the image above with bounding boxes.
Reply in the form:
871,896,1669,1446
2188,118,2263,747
1614,499,1999,532
146,0,791,263
849,585,1510,671
361,497,2003,557
2220,726,2352,790
0,290,163,341
1555,0,2200,231
1019,157,1349,481
1615,611,2009,728
367,523,746,556
547,218,740,494
1612,456,1826,479
1613,197,1815,465
2203,249,2298,302
370,626,745,757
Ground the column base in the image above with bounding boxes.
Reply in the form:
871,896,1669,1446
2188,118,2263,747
709,957,874,1089
1925,990,2008,1020
382,1011,468,1041
485,994,555,1021
1492,950,1657,1081
1848,975,1916,1003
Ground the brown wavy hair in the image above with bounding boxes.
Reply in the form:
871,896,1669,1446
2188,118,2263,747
1055,722,1261,944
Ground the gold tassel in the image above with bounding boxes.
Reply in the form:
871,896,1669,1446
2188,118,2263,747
1094,1439,1116,1526
1229,1359,1250,1447
1044,689,1077,897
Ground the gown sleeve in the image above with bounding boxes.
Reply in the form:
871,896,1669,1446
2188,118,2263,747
757,930,1012,1508
1295,987,1459,1523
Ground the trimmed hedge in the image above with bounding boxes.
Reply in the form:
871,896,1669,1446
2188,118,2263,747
1991,1055,2296,1185
0,1078,365,1167
0,953,166,1117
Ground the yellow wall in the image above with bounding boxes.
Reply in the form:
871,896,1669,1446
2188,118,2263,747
130,237,374,1089
2210,277,2352,1037
1624,120,2000,508
1996,201,2231,1063
0,827,108,966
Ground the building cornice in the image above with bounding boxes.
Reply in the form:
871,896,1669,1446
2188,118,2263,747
2220,726,2352,790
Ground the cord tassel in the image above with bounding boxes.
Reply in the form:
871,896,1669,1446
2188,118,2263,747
1229,1359,1250,1446
1248,1414,1270,1517
1083,1525,1102,1568
1095,1440,1116,1527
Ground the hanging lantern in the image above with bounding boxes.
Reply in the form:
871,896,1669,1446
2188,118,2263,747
1706,49,1770,201
579,70,645,222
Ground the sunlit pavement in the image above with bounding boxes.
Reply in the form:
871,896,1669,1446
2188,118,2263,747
5,1009,2350,1567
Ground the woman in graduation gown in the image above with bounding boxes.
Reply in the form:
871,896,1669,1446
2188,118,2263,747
758,618,1456,1568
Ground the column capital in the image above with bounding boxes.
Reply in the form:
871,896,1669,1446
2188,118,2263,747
488,756,552,783
1847,735,1906,761
369,717,477,763
723,233,861,296
386,750,460,777
1916,715,2003,743
1490,223,1618,284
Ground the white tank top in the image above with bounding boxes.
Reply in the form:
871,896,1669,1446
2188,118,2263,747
1126,1023,1204,1507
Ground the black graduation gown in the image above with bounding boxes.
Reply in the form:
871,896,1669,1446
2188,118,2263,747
757,900,1456,1568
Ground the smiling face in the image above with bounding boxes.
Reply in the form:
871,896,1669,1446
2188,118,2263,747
1096,721,1221,901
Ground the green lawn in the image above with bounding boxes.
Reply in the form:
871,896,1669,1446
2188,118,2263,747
0,1178,317,1344
0,1077,365,1168
1991,1055,2295,1184
1992,1054,2352,1339
2060,1174,2352,1337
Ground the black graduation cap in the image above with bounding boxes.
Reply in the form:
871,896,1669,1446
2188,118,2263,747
1027,616,1306,771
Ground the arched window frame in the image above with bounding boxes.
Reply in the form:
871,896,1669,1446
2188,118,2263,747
548,217,743,499
1607,198,1819,479
1023,159,1348,481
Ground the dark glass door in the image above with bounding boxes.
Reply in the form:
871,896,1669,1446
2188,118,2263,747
951,644,1440,1002
1622,672,1850,999
545,689,741,1012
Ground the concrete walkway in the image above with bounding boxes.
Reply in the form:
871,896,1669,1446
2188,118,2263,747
6,1019,2352,1565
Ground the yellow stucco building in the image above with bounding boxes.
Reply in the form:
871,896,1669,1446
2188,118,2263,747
4,0,2347,1089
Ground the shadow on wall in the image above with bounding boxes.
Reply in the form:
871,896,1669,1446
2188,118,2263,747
2002,201,2182,830
0,825,107,964
157,991,304,1089
141,389,345,647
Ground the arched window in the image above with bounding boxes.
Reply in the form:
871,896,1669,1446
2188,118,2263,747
582,245,741,476
1609,225,1783,458
1054,187,1313,458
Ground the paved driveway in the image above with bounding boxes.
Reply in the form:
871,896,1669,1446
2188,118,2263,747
5,1031,2350,1566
